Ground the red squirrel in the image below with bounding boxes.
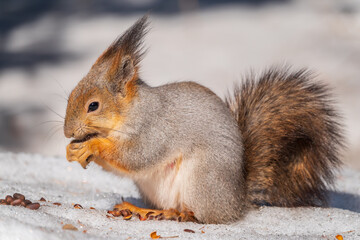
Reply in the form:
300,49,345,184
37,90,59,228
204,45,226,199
64,16,343,224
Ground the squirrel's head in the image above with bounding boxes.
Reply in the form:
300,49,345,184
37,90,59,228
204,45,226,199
64,16,148,141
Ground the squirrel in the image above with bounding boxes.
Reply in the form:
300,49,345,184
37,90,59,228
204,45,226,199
64,16,344,224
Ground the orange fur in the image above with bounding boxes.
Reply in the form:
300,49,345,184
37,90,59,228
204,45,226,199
124,71,139,102
66,135,132,174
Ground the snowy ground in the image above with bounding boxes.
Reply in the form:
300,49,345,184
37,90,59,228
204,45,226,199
0,153,359,240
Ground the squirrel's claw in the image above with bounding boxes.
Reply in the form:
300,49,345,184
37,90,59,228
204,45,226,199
109,201,198,222
79,157,91,169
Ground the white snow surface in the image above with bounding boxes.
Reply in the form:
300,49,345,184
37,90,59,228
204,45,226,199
0,153,359,240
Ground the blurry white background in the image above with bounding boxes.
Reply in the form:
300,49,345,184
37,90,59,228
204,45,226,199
1,0,359,169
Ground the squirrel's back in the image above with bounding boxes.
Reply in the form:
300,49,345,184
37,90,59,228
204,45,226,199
226,68,344,207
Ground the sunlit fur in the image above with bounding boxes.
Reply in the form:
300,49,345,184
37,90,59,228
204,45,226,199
225,68,344,207
64,16,344,224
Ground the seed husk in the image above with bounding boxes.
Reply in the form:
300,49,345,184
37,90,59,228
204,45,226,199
123,214,132,220
74,204,83,209
13,193,25,201
150,231,160,239
336,235,344,240
184,229,195,233
11,199,23,206
26,203,40,210
39,197,46,202
53,202,61,206
108,209,121,217
21,200,32,207
62,224,78,231
138,215,146,221
121,209,132,217
1,193,40,209
5,195,14,204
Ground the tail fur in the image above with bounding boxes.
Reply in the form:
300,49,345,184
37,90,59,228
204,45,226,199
225,68,344,207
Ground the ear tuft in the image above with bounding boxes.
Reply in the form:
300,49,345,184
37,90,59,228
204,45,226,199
97,15,149,67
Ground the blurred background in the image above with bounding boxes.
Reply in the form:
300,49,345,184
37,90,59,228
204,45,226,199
0,0,359,169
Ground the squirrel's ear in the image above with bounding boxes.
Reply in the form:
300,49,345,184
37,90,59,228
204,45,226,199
94,15,149,95
106,54,136,95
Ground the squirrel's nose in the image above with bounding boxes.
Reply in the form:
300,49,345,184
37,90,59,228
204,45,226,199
64,125,74,138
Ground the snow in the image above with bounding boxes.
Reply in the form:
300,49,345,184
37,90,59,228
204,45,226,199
0,152,359,239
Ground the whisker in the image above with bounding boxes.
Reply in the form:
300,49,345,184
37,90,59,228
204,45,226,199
42,102,65,120
44,125,63,143
51,76,71,100
48,127,63,142
50,93,69,103
46,124,62,135
35,120,64,128
43,124,64,135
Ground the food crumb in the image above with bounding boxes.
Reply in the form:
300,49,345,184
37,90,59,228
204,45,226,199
62,224,78,231
74,204,83,209
335,235,343,240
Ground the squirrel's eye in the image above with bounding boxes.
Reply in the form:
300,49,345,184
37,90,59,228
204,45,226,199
88,102,99,113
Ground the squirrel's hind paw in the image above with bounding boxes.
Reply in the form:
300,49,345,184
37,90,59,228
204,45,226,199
109,201,198,222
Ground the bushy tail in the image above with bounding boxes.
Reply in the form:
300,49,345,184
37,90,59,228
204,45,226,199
225,68,344,207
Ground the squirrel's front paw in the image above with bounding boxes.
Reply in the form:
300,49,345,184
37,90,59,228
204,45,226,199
66,142,96,169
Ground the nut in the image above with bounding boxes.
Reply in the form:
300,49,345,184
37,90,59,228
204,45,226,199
5,195,14,204
121,209,132,217
11,199,23,206
21,200,32,207
1,193,41,209
26,203,40,210
108,209,121,217
13,193,25,201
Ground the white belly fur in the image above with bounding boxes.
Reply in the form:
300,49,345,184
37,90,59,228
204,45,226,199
133,157,192,210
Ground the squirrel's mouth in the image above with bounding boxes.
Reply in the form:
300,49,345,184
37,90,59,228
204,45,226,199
71,133,98,144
